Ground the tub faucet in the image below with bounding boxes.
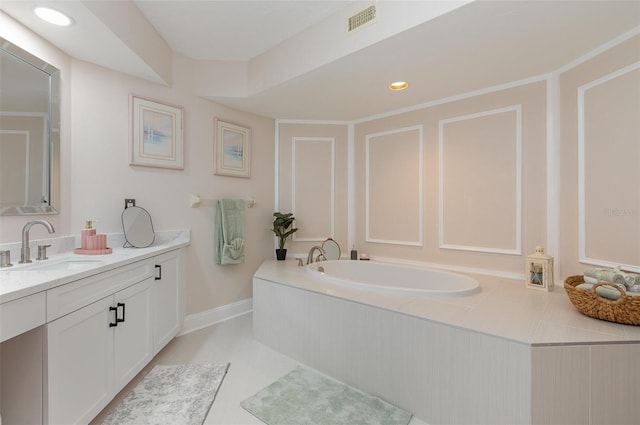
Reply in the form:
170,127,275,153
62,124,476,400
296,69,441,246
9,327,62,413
306,246,327,264
20,219,55,263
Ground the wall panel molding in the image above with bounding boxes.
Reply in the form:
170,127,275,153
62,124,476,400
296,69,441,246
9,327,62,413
365,125,423,246
577,62,640,272
439,105,522,255
291,136,335,241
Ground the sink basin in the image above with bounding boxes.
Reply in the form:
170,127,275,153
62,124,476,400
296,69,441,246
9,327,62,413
8,257,105,272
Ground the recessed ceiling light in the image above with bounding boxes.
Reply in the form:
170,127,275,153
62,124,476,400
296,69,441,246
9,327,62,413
389,81,409,91
34,7,74,26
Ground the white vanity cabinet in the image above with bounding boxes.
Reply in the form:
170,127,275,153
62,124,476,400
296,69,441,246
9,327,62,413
152,249,184,354
44,249,184,425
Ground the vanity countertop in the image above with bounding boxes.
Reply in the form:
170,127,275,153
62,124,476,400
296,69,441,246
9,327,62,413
0,229,190,304
254,259,640,346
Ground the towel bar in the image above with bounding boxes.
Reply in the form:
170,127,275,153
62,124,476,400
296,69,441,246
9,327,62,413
189,193,256,209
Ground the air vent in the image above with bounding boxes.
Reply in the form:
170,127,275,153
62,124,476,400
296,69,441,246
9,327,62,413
348,4,376,32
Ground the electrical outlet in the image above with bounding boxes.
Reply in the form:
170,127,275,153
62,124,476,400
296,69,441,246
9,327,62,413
125,198,136,208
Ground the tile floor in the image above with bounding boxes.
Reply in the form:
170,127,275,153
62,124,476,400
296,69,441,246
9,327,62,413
91,312,426,425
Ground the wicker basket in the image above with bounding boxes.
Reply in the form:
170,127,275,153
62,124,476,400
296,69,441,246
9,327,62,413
564,275,640,326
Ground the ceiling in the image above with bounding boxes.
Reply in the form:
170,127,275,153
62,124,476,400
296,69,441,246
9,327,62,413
1,0,639,121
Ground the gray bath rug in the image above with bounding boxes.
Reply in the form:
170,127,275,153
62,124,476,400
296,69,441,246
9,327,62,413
240,367,412,425
101,363,229,425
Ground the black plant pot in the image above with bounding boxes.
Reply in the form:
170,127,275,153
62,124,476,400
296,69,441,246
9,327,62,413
275,249,287,261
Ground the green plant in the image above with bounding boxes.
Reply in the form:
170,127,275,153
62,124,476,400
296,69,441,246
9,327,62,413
271,212,298,250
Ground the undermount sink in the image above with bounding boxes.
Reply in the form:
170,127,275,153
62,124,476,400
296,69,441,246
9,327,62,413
8,257,105,272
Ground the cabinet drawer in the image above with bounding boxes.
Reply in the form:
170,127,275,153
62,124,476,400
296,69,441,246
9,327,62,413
47,259,154,322
0,292,46,343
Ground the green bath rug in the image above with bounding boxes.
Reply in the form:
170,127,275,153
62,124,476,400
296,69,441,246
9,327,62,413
240,367,412,425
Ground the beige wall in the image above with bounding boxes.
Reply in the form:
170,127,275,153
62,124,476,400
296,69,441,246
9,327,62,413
68,57,275,314
279,82,547,276
559,34,640,277
354,82,547,275
277,123,349,254
1,14,275,315
279,33,639,280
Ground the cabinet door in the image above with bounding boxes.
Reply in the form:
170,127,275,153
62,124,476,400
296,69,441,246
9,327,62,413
46,296,114,425
113,277,154,393
153,249,184,354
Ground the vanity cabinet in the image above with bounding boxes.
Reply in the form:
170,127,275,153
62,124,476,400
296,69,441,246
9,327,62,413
44,250,184,425
152,249,184,354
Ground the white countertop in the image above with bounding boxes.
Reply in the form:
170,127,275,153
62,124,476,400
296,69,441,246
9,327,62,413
254,259,640,346
0,230,190,304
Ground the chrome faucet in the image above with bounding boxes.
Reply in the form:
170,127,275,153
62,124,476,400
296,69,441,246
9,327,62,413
20,219,55,263
306,246,327,265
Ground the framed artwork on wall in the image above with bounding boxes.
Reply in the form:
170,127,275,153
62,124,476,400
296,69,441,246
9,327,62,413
214,118,251,178
130,95,184,169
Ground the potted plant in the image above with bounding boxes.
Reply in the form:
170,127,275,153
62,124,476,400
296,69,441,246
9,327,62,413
271,212,298,260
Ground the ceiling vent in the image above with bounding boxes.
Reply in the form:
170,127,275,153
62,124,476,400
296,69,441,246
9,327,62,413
348,4,377,32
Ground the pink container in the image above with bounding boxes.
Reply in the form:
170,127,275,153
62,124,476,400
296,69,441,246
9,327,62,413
97,234,107,250
87,235,99,250
81,228,96,250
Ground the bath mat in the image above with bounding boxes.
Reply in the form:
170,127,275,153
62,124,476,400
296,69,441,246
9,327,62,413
101,363,229,425
240,367,412,425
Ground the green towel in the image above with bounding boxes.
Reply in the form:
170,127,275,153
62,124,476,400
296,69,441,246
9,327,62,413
584,268,640,289
215,199,245,265
577,283,640,301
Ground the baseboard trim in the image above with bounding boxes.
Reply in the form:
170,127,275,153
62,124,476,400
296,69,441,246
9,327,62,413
179,298,253,336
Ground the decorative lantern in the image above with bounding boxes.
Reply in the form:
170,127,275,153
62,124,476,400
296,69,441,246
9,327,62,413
525,246,554,291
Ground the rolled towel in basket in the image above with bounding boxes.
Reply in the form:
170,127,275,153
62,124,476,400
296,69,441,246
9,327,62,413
577,282,640,301
583,276,598,285
622,271,640,287
583,268,638,289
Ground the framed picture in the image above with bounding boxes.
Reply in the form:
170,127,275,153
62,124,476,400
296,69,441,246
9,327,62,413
130,95,184,169
214,118,251,178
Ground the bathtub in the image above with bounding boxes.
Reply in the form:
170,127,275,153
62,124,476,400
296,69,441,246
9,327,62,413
305,260,480,296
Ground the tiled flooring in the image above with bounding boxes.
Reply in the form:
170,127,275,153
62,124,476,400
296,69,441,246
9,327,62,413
91,313,426,424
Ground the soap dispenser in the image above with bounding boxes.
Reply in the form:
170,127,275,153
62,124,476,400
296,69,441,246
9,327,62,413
81,220,96,250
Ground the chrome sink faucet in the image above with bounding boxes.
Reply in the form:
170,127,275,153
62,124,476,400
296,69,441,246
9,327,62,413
306,246,327,265
20,219,55,263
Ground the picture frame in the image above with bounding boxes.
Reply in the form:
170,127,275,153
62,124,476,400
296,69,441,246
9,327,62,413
130,95,184,169
214,118,251,178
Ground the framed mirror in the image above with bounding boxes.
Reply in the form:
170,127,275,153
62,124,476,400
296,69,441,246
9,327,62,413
322,238,341,261
122,206,155,248
0,36,60,215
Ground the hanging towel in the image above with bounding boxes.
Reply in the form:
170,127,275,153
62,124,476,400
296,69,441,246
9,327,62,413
215,199,245,265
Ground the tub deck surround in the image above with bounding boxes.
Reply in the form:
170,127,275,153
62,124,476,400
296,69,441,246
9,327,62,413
0,229,190,304
253,260,640,424
254,260,640,345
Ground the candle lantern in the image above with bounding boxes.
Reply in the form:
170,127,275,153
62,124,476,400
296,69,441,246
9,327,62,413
525,246,554,291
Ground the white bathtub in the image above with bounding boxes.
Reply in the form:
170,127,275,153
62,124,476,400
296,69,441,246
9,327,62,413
305,260,479,296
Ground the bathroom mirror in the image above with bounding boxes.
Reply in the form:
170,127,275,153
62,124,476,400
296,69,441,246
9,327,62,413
0,36,60,215
322,238,341,261
122,206,155,248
